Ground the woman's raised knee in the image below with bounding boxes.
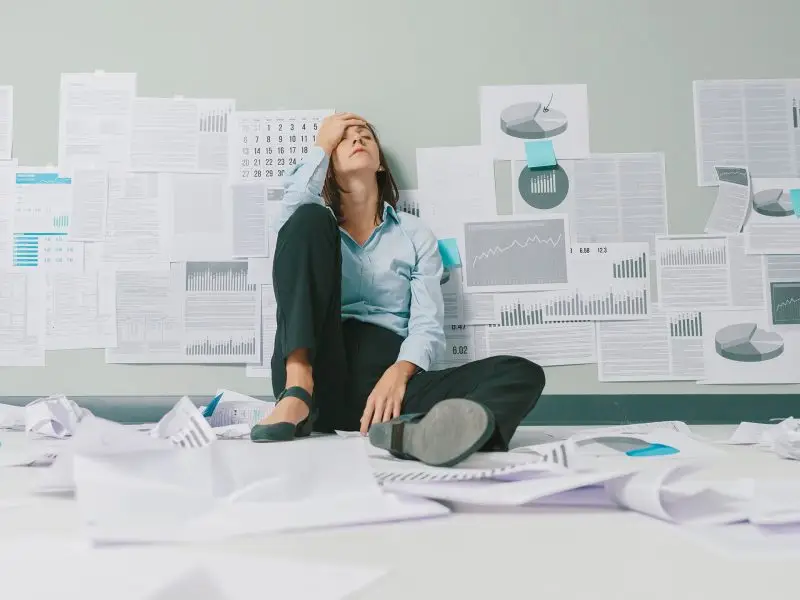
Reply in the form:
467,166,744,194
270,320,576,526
492,355,546,389
281,203,336,238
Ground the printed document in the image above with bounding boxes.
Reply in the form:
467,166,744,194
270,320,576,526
0,271,46,366
705,166,751,234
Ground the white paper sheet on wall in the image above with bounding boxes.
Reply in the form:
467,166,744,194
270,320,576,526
705,166,752,234
764,255,800,328
231,181,269,258
416,146,496,239
700,309,800,384
0,85,12,160
13,168,84,272
0,271,46,366
67,168,108,242
744,178,800,255
477,319,597,367
503,153,668,256
479,83,590,160
131,97,234,173
504,242,650,322
245,284,276,378
107,261,260,364
57,72,136,171
693,79,800,186
655,234,765,310
596,305,705,381
102,172,171,270
165,173,234,261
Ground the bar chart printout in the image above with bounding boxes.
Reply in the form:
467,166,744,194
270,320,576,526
183,261,260,363
612,251,647,278
669,312,703,337
655,235,732,309
494,288,649,324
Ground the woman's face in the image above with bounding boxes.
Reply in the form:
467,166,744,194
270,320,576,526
332,124,381,175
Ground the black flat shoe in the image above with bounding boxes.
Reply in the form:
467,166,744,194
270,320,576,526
249,386,316,443
368,398,495,467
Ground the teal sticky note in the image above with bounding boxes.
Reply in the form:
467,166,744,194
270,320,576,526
626,443,679,457
525,140,557,169
437,238,461,268
790,189,800,217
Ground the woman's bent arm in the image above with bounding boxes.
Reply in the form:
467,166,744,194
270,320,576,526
273,145,330,233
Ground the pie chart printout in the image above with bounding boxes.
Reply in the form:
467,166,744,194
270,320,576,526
714,323,785,362
752,189,795,217
500,102,569,140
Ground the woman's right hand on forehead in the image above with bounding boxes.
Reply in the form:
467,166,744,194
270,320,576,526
316,112,366,156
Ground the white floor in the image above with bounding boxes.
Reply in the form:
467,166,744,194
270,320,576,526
1,424,798,599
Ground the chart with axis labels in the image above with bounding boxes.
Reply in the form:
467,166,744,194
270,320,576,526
463,217,570,292
233,109,333,186
492,242,651,321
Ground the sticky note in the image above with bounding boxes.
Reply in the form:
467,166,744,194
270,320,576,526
790,189,800,217
625,443,679,457
437,238,461,268
524,140,557,169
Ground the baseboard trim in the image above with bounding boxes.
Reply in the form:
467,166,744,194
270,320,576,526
3,393,799,426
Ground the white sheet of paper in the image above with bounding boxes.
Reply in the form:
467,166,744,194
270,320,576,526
13,168,83,271
165,173,233,261
494,242,650,323
764,255,800,327
0,270,46,366
131,97,234,173
430,323,476,370
246,257,271,285
724,421,773,445
693,79,800,186
606,463,749,525
245,284,275,378
231,181,268,257
57,72,136,171
596,304,705,381
151,396,216,448
0,158,16,268
705,166,752,234
25,394,89,439
67,168,108,242
744,178,800,254
700,308,800,384
481,318,596,367
45,266,116,350
655,234,765,310
573,421,692,437
504,153,668,257
0,539,387,600
0,402,25,430
415,145,496,239
462,215,571,293
205,388,274,427
479,83,590,160
0,85,12,160
102,172,171,270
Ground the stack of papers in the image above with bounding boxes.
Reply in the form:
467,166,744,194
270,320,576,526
0,394,91,438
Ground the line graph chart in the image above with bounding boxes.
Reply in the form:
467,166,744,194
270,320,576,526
464,217,569,290
771,281,800,325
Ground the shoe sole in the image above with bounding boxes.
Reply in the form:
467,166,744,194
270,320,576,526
369,398,495,467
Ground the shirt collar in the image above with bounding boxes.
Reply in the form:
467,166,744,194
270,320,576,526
382,202,400,224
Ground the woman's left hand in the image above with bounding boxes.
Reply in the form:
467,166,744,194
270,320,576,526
360,362,416,434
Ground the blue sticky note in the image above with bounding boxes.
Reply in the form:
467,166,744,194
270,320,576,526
790,189,800,217
524,140,557,169
625,443,679,457
437,238,461,268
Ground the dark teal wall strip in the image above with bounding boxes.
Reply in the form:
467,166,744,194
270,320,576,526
3,394,799,426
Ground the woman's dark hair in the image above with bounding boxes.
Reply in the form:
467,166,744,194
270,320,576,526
322,122,399,224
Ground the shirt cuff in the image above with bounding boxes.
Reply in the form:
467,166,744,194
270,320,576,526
397,336,433,372
305,145,329,195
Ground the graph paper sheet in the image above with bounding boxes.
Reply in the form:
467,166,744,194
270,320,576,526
655,234,765,311
493,242,651,322
131,97,234,174
597,305,705,382
106,261,261,364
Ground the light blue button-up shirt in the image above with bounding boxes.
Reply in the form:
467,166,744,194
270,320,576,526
274,145,445,371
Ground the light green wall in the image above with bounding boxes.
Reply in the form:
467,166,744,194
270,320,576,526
0,0,797,396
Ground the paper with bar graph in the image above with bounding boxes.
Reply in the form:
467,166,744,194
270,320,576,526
597,305,705,381
131,97,235,173
743,178,800,254
503,153,668,257
493,243,650,322
480,293,596,366
107,261,260,364
246,285,276,378
150,396,216,448
655,234,765,310
462,215,571,292
700,309,800,384
12,168,84,272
